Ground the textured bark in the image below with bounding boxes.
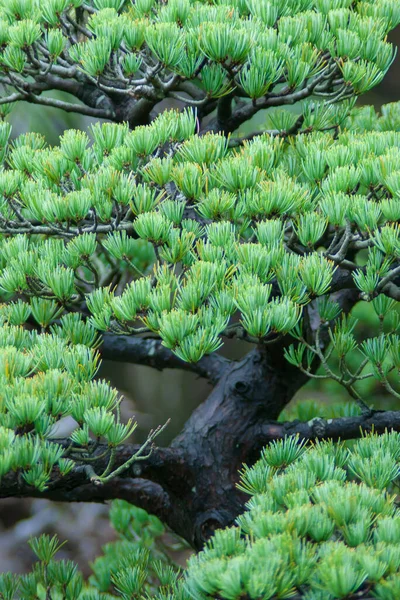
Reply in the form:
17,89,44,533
169,346,309,547
252,410,400,447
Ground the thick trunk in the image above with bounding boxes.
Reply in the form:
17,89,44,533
168,346,308,547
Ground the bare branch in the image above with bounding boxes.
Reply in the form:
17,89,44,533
250,410,400,448
0,92,25,104
100,333,231,384
381,282,400,301
21,92,116,119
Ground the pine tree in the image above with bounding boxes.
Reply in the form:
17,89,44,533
1,0,400,597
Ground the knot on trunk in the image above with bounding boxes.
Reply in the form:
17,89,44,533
194,509,235,548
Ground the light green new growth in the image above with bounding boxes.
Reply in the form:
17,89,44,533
0,319,167,490
183,432,400,600
2,99,400,488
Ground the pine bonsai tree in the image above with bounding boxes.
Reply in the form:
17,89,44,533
1,0,400,578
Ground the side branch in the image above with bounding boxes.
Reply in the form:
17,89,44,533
100,334,230,384
33,478,172,524
250,410,400,449
24,93,116,119
0,441,198,543
202,67,336,135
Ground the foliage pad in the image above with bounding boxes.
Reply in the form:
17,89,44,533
183,432,400,600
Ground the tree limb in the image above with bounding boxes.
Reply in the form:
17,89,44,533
100,333,231,384
22,92,116,119
0,443,193,541
250,410,400,449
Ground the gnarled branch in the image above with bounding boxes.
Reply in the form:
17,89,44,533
250,410,400,450
100,334,230,384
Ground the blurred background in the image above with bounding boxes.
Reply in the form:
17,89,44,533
1,25,400,576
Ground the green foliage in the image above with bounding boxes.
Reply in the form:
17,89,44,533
2,99,400,406
0,285,167,490
88,501,185,598
1,3,400,596
182,432,400,600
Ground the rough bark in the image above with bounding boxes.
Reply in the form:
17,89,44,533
169,345,309,547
